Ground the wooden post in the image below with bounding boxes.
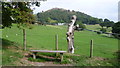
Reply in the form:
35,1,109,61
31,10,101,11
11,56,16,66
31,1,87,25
23,29,26,51
33,52,37,59
90,39,93,58
55,34,58,56
60,53,63,62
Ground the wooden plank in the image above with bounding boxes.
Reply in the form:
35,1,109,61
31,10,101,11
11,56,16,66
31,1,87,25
30,50,66,53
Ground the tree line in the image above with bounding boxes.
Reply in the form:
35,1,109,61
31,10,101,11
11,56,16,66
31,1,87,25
36,8,115,26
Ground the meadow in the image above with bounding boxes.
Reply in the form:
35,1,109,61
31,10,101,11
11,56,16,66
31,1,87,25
1,24,119,66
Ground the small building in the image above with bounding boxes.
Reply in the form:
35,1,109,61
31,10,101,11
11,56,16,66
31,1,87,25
57,23,65,25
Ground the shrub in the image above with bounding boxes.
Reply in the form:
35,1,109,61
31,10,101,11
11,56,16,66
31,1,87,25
97,31,102,34
100,28,106,33
75,23,86,31
112,22,120,39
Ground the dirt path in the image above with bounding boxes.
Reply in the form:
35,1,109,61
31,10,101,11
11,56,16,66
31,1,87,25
20,57,72,66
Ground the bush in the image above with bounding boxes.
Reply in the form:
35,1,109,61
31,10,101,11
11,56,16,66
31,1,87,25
79,24,86,29
112,22,120,39
97,31,102,34
100,28,106,33
75,23,86,31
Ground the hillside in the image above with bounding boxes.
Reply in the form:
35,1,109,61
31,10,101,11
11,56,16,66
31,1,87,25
2,24,118,66
37,8,113,25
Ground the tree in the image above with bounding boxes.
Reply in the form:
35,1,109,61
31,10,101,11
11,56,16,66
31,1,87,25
66,15,77,53
37,8,109,25
99,19,114,28
106,21,114,28
104,18,110,23
2,2,40,28
100,28,107,33
112,22,120,39
2,2,41,50
78,23,86,30
99,23,105,28
47,17,57,24
75,21,86,31
99,19,103,23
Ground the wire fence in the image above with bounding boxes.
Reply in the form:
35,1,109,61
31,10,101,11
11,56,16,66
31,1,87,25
2,27,118,47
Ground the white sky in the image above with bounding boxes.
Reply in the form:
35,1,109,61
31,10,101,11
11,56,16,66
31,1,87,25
33,0,120,22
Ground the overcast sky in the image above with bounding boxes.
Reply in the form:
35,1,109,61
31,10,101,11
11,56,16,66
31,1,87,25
33,0,119,22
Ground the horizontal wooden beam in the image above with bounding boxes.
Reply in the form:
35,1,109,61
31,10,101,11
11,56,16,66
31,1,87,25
30,50,66,53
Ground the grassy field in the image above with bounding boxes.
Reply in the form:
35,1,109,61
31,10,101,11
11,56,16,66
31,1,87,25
86,24,101,30
86,24,112,33
2,24,119,66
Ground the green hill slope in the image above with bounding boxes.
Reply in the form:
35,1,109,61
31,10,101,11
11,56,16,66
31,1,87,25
37,8,112,25
2,24,119,66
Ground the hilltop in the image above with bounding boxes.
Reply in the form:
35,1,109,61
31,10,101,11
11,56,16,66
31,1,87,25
36,8,113,25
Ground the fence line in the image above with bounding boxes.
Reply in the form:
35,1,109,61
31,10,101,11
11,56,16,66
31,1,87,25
84,29,120,36
75,40,112,46
3,34,116,46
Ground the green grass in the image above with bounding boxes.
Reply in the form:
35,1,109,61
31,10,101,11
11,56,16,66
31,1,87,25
2,25,68,50
86,24,101,30
74,31,118,58
86,24,112,32
2,38,24,66
68,55,115,66
2,24,119,66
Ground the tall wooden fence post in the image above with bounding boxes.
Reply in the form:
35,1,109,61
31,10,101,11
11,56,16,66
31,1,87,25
55,34,58,56
23,29,26,51
90,39,93,58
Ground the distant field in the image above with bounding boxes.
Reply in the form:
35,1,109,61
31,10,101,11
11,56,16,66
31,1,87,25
2,24,118,59
86,24,112,32
86,24,101,30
